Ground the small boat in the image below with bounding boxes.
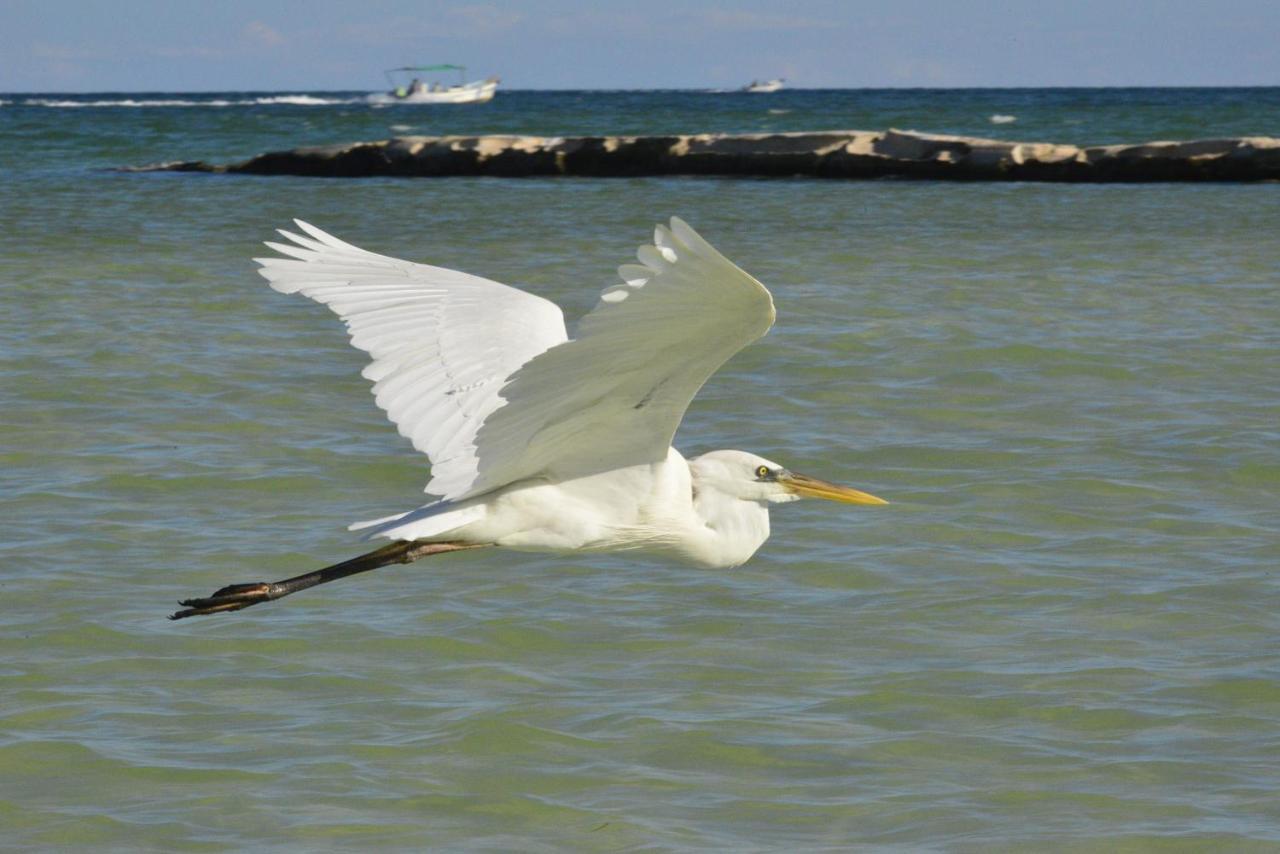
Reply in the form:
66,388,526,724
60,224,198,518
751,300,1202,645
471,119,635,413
742,78,785,93
367,64,499,105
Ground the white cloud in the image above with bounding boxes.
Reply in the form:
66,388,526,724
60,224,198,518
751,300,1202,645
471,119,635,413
31,42,106,60
699,8,825,31
444,4,523,35
153,45,224,59
540,10,651,37
339,5,521,44
243,20,285,47
885,56,961,86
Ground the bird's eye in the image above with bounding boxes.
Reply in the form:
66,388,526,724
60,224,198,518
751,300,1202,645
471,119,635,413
755,465,771,479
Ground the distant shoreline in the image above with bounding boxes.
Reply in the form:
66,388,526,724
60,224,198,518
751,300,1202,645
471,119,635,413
126,128,1280,182
10,85,1280,95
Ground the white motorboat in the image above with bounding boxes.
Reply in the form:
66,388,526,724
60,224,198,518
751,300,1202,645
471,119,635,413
742,78,785,93
367,65,499,105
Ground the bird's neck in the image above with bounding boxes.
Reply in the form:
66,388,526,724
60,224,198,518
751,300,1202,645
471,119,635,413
687,492,771,568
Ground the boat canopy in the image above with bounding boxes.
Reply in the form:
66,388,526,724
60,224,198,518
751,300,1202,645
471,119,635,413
385,64,465,73
383,64,467,88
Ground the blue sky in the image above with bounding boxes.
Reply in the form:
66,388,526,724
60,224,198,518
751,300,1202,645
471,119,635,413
3,0,1278,91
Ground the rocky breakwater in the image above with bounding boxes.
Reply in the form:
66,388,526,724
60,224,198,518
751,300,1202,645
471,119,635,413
137,129,1280,181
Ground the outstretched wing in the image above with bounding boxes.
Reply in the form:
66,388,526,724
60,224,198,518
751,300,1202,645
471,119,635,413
462,217,776,497
257,218,773,503
255,220,568,499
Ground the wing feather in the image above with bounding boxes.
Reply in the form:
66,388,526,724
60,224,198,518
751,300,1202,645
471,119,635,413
462,217,775,495
256,220,568,499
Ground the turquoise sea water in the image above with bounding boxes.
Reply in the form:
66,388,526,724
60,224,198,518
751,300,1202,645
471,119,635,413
2,89,1279,850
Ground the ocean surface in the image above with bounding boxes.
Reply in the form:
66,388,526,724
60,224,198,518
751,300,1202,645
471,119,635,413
2,88,1278,850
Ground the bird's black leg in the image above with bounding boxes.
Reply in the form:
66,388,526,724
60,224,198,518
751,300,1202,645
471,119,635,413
169,540,489,620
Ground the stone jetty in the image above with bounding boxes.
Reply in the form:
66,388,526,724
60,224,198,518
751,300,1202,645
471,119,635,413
133,129,1280,181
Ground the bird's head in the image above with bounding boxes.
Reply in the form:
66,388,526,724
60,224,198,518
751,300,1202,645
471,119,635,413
690,450,888,507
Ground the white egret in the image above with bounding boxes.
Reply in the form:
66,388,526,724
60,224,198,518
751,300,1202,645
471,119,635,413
172,218,886,619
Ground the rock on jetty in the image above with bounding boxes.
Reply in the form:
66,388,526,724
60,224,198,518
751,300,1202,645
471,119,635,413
136,129,1280,181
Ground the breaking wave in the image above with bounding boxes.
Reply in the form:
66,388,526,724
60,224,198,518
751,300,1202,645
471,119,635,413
19,94,365,108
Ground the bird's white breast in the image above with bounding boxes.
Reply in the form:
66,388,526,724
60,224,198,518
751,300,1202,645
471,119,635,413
455,447,697,553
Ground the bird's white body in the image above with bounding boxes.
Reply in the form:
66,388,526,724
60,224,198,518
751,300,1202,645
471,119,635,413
361,447,787,567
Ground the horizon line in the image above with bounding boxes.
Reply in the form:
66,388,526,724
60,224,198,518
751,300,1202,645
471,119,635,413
5,84,1280,96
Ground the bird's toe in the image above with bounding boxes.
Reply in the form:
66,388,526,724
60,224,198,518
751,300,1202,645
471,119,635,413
169,582,275,620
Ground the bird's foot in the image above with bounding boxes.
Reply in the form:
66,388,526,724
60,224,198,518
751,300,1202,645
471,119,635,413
170,582,281,620
168,541,490,621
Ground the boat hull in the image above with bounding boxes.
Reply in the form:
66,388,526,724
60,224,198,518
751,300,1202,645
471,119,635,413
368,78,498,105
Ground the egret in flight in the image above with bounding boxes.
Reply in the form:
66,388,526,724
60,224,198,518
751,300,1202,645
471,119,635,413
172,218,886,619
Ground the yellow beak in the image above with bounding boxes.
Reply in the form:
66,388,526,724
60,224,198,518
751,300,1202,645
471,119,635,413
781,472,888,505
